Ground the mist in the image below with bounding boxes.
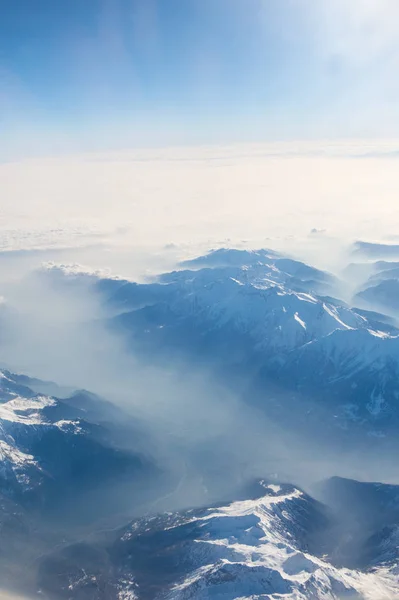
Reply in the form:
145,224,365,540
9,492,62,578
0,258,318,501
0,246,396,513
0,143,398,512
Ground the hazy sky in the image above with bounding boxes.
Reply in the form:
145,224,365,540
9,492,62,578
2,0,399,158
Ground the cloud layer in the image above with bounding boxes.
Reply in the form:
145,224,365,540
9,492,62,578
0,142,399,274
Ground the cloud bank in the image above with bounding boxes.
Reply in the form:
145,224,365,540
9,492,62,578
0,142,399,274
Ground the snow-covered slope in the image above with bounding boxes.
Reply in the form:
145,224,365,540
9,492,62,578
36,479,399,600
272,326,399,426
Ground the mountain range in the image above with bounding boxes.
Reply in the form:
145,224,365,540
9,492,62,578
43,247,399,439
1,246,399,598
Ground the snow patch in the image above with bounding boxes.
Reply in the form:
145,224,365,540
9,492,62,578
0,439,36,467
55,420,84,434
294,312,307,330
0,396,56,425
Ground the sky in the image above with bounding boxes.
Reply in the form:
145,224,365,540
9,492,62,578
2,5,399,594
2,0,399,158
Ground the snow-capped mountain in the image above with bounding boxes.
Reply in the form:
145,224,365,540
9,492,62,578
0,370,162,519
42,248,399,434
35,478,399,600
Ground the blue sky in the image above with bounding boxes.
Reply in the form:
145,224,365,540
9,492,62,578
1,0,399,157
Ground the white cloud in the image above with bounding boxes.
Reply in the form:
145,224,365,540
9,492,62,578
0,141,399,274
